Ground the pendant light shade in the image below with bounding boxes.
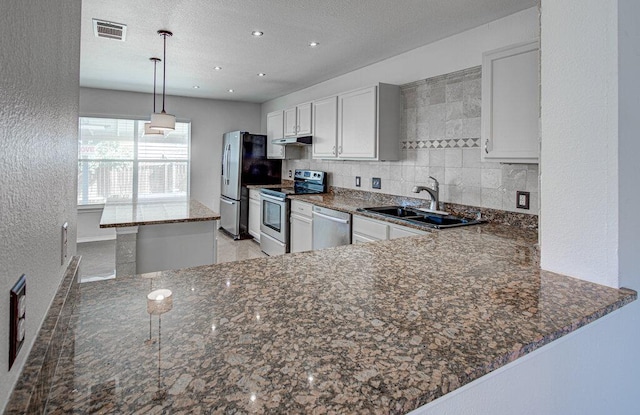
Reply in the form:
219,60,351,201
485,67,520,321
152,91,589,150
144,57,164,137
150,111,175,131
150,30,175,132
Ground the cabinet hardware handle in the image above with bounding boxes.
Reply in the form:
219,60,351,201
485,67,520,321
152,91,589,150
338,146,343,154
332,145,336,155
484,139,489,154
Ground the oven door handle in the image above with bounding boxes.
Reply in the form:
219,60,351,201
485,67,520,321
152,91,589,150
261,193,286,203
312,211,350,224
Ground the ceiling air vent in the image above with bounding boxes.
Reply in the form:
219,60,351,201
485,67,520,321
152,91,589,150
92,19,127,41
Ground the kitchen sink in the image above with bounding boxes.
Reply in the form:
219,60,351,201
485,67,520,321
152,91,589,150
357,206,484,229
363,206,421,218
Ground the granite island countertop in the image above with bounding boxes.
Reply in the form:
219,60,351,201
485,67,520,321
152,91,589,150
44,223,634,414
100,198,220,228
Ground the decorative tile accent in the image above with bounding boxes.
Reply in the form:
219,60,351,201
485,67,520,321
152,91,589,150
402,138,480,150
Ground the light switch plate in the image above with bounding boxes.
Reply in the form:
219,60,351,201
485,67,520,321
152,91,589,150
372,177,381,189
355,176,361,187
61,222,68,265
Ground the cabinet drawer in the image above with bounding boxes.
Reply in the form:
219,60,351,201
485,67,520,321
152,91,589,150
352,215,388,240
291,200,312,218
389,224,427,239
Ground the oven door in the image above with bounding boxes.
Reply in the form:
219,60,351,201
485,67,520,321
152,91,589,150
260,193,289,243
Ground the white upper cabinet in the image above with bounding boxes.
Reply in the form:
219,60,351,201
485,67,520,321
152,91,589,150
267,109,304,159
312,96,338,158
312,83,400,161
284,102,312,137
338,86,377,158
481,40,540,164
266,110,285,159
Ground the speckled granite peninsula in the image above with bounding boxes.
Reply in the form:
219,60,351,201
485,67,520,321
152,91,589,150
100,198,220,276
35,224,634,414
100,198,220,228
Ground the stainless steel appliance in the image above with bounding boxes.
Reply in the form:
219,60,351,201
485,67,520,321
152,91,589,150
260,169,327,256
312,206,351,250
220,131,282,239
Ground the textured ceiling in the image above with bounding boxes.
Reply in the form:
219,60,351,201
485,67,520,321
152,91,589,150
80,0,537,103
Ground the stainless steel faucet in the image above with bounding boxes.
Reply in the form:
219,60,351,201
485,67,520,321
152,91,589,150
412,176,439,210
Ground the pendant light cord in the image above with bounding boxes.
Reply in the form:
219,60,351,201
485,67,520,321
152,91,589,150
153,59,157,113
162,33,167,113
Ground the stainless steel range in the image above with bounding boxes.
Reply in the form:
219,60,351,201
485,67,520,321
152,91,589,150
260,169,327,256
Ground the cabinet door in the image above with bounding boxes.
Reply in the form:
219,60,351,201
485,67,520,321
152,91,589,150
389,224,427,239
352,215,388,241
290,214,312,253
481,41,539,163
297,102,312,135
312,96,338,159
352,233,378,244
267,111,285,159
338,86,377,159
284,107,298,137
248,195,261,241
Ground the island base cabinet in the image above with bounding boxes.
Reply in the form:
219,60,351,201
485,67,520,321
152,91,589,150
136,221,217,275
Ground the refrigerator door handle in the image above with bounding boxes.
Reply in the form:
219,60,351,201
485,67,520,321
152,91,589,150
225,144,231,185
220,198,235,205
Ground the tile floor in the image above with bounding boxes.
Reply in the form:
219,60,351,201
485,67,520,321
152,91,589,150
77,230,266,283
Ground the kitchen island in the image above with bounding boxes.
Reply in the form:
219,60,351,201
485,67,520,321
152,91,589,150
100,198,220,276
39,222,634,414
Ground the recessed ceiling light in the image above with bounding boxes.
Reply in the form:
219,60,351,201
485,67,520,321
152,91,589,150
214,66,222,71
252,31,264,37
309,42,320,47
193,85,200,89
257,73,266,77
228,89,234,93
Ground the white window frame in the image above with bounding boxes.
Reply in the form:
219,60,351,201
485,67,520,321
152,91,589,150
77,115,191,206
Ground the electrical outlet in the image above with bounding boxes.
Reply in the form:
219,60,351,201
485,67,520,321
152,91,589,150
372,177,381,189
10,275,26,369
288,170,292,178
355,176,361,187
516,191,530,210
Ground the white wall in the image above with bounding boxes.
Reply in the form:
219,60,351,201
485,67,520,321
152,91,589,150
412,300,640,415
260,7,539,130
80,88,262,213
0,1,81,411
617,0,640,290
540,0,620,288
77,207,116,243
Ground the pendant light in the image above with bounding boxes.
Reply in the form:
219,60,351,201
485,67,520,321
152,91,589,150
144,57,164,136
150,30,175,131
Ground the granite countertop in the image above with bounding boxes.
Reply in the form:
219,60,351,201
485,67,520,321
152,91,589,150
44,226,635,413
99,199,220,228
288,193,537,243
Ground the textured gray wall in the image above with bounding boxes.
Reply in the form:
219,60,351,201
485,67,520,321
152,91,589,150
0,1,81,409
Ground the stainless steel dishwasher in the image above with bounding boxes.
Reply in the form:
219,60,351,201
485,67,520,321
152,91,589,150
312,206,351,250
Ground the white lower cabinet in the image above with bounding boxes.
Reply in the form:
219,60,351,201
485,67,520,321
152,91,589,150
248,189,261,241
352,214,427,243
290,200,313,253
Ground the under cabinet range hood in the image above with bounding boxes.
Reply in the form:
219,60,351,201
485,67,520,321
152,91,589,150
271,136,312,146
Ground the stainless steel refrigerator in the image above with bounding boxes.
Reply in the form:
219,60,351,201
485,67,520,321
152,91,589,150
220,131,282,239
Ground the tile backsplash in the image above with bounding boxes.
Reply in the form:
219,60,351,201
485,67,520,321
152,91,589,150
283,66,539,215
